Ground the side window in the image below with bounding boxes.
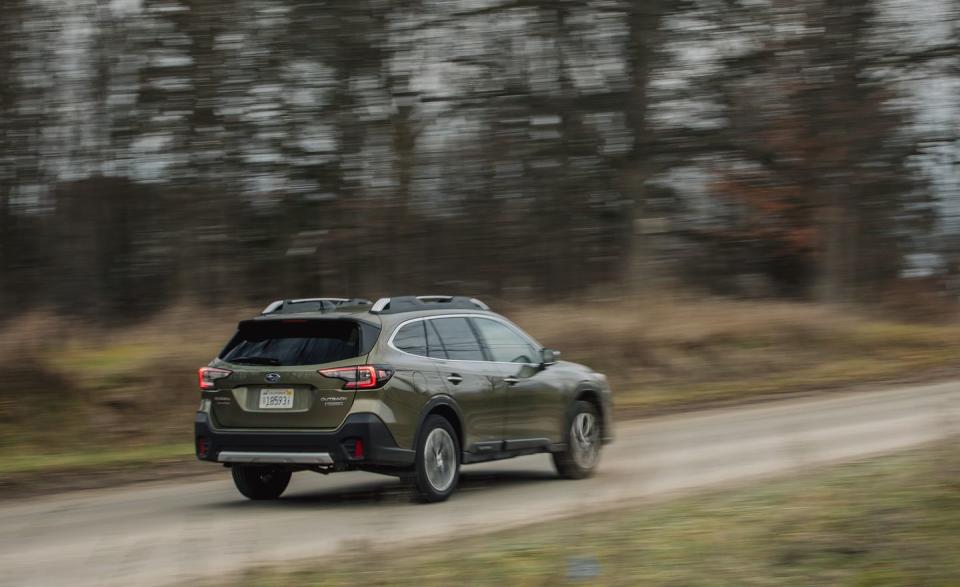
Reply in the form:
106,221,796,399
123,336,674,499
473,318,537,363
393,321,427,356
430,317,485,361
425,320,448,359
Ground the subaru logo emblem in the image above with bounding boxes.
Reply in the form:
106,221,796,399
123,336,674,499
264,372,281,383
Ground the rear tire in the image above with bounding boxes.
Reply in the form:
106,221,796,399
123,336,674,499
553,400,602,480
231,465,292,500
413,415,460,503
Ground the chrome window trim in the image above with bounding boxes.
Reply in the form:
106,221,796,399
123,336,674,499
387,313,542,366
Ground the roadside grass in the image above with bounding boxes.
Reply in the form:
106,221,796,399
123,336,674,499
2,298,960,479
0,305,238,477
230,444,960,587
512,297,960,413
0,443,193,476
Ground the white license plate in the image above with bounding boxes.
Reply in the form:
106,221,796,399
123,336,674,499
259,388,295,409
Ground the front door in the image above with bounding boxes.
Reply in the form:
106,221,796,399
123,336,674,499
470,317,563,444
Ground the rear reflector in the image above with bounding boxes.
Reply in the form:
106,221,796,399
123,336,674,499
198,366,232,390
196,436,209,458
318,365,394,390
341,438,364,459
353,438,364,459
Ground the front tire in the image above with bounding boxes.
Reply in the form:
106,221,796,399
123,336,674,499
231,465,292,500
553,400,602,479
413,415,460,502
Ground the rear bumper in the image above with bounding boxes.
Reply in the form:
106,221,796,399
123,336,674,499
194,411,414,468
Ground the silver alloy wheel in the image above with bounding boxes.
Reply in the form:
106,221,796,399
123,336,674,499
570,412,600,469
424,427,457,492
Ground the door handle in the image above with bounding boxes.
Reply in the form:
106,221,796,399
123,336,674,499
446,374,463,385
504,377,519,385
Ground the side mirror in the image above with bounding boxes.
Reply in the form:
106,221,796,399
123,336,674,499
541,348,561,366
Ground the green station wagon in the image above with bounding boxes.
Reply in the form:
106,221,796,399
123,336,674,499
195,296,613,502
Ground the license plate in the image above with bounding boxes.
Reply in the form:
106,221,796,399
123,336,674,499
259,388,294,409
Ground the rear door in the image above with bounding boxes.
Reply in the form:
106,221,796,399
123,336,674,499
427,316,505,451
208,318,370,429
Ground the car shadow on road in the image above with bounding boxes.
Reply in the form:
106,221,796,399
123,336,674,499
203,468,560,510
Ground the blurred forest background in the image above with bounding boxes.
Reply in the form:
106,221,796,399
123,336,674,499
1,0,960,472
1,0,958,323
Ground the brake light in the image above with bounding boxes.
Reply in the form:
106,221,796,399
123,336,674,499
198,366,232,390
318,365,394,390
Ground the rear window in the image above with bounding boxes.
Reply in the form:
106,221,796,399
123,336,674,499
393,321,427,355
430,317,485,361
220,320,368,366
391,320,452,359
426,320,448,359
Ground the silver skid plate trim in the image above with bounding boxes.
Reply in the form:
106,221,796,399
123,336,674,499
217,451,334,465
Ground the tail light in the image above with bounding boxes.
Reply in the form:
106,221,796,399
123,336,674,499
198,366,232,390
318,365,394,390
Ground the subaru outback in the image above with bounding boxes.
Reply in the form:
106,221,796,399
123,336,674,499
195,295,613,502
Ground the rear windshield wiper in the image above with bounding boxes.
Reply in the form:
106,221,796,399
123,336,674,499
227,356,282,366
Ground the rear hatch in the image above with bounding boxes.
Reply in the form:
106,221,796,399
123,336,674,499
208,317,379,429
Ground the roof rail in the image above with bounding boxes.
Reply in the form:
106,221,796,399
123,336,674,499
368,295,490,315
261,298,373,315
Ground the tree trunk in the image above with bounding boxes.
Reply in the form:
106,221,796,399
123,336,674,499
623,3,663,294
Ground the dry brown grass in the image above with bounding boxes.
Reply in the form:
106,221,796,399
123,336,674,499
2,297,959,460
505,296,960,412
0,305,251,453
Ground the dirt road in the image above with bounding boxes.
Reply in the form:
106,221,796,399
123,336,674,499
1,381,957,587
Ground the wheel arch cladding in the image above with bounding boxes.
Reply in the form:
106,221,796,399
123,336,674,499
424,403,463,451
